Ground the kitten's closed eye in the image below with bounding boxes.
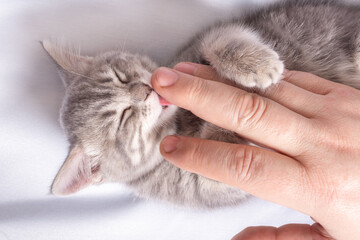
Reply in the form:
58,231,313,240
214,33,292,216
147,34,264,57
113,68,129,84
118,106,132,131
98,78,113,84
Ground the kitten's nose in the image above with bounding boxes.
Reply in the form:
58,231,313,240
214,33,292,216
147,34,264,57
144,85,153,97
129,82,153,102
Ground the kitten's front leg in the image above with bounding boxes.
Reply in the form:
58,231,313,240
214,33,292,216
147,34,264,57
200,24,284,89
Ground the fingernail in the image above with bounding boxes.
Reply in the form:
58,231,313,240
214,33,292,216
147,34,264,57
156,68,178,87
161,135,180,153
174,62,196,75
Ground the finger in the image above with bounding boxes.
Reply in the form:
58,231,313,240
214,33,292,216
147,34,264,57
174,63,323,117
160,136,309,213
282,70,337,95
232,224,334,240
174,62,255,88
152,67,312,156
261,80,323,117
173,62,223,82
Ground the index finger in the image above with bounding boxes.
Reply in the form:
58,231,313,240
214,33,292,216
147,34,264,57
151,67,311,157
174,62,236,87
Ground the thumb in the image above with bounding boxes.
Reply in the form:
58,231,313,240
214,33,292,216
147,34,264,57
231,223,334,240
160,135,312,215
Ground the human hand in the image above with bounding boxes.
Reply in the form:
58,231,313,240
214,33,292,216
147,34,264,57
151,63,360,240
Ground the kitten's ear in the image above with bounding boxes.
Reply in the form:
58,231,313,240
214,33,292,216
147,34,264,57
51,145,102,196
41,40,93,87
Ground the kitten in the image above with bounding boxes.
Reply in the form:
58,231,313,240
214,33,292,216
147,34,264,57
43,0,360,208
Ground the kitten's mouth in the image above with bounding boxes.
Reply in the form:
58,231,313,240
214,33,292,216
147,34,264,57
157,93,172,109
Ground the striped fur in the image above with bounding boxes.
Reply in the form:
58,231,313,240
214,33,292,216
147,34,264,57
45,0,360,208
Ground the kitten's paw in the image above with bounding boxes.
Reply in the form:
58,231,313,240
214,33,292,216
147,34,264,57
199,25,285,89
238,57,284,89
206,41,284,89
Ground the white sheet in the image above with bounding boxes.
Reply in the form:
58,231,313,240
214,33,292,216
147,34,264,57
0,1,312,239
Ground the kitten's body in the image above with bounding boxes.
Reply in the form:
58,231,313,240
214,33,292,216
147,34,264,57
44,0,360,208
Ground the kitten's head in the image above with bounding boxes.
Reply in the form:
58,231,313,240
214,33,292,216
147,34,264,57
43,41,177,196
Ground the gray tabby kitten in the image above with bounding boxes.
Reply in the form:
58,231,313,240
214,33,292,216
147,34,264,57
44,0,360,208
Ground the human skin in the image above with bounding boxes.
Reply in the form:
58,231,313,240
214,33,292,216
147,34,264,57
150,63,360,240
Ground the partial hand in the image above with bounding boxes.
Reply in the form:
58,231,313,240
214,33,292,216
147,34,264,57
151,63,360,240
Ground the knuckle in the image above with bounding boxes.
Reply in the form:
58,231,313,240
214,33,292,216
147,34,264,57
186,77,209,106
265,80,288,99
226,147,261,184
317,126,353,153
188,139,208,167
284,70,310,81
231,93,268,130
198,65,219,80
321,86,358,113
282,70,298,81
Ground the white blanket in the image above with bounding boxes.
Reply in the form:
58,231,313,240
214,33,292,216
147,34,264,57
0,1,311,239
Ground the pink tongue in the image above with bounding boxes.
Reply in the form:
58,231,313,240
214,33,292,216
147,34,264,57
158,95,172,106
